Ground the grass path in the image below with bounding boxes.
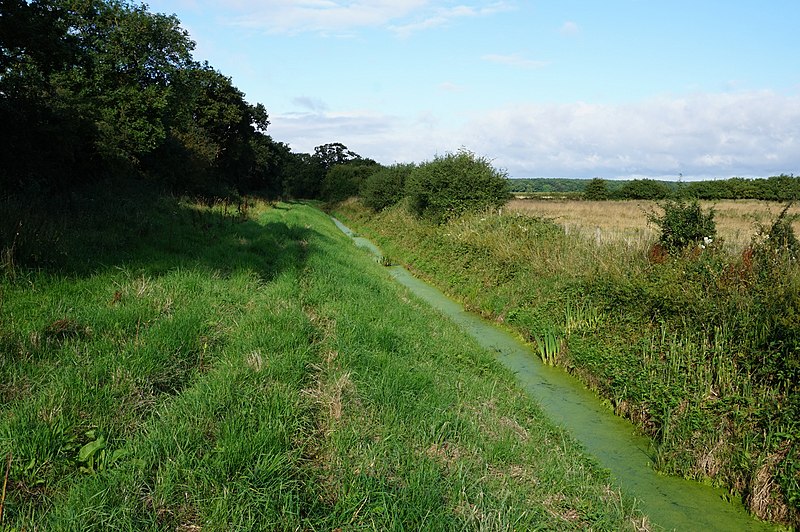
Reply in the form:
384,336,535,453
1,195,646,529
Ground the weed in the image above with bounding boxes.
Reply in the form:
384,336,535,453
564,300,602,334
75,430,128,474
753,201,799,265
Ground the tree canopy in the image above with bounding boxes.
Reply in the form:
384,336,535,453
0,0,291,196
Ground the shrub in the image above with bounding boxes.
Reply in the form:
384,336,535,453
405,150,510,222
751,202,799,281
618,179,671,200
321,162,380,202
583,178,609,200
360,164,414,212
647,199,716,253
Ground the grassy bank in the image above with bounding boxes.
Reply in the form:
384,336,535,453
0,188,647,529
333,199,800,527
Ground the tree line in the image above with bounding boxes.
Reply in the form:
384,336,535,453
0,0,373,199
511,176,800,201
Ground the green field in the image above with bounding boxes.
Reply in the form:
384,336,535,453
0,189,646,529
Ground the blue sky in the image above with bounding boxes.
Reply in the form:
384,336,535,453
145,1,800,179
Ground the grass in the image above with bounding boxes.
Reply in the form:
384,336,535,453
334,198,800,528
0,186,648,529
508,198,800,251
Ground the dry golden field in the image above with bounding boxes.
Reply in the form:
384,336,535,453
508,198,800,251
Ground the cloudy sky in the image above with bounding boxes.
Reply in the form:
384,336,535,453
146,0,800,180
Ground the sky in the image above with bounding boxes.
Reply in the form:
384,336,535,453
144,0,800,180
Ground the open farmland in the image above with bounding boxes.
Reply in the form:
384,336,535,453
508,198,800,251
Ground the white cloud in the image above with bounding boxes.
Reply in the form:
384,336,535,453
270,91,800,180
231,1,425,35
206,1,512,36
481,53,549,69
390,2,514,37
463,91,800,178
560,21,579,36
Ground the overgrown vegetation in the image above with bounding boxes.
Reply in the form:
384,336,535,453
404,150,511,222
334,198,800,527
360,163,415,212
755,202,800,259
0,190,648,529
647,199,717,253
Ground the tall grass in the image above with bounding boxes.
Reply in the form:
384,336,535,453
0,187,647,529
335,198,800,527
508,198,800,252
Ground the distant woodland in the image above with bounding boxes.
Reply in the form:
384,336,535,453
510,176,800,201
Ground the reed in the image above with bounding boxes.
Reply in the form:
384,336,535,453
533,328,562,366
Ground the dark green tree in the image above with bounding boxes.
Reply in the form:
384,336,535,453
321,161,380,203
53,0,196,166
313,142,361,171
244,135,291,196
0,0,91,191
618,179,671,200
0,0,286,196
583,178,609,200
0,0,77,75
282,152,326,199
361,163,415,211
